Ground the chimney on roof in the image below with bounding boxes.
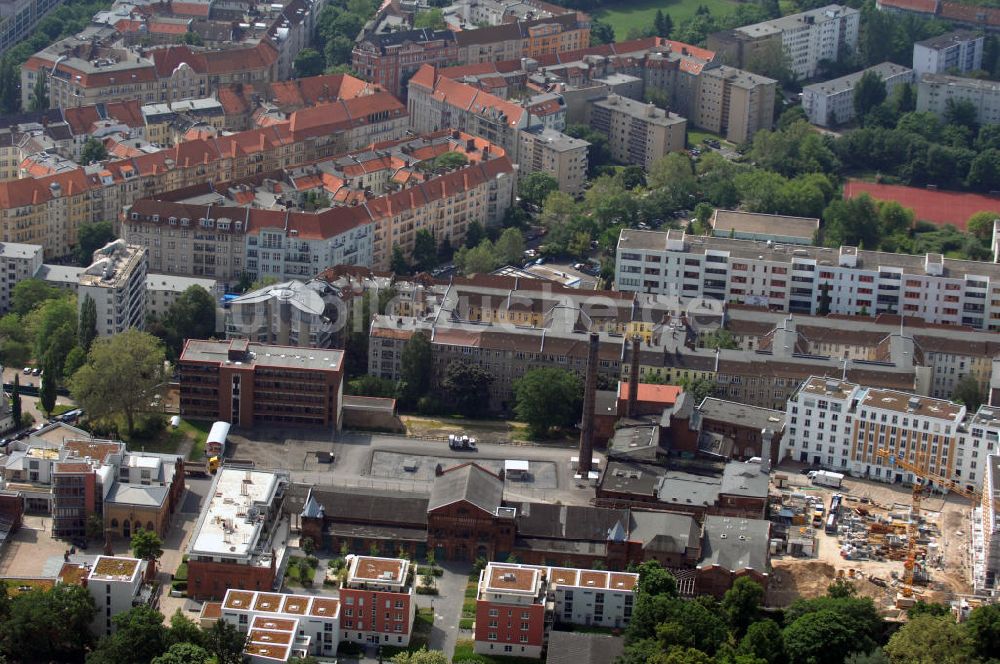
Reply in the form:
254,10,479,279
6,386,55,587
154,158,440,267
627,335,640,417
578,332,599,476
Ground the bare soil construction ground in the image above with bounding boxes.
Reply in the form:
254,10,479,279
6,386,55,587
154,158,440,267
768,468,973,613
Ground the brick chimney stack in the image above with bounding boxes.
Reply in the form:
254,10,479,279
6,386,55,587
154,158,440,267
578,333,599,476
627,335,641,417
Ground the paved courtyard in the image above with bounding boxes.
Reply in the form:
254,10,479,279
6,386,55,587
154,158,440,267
370,450,558,489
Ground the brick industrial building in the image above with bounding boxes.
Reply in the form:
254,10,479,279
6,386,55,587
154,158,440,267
179,339,345,429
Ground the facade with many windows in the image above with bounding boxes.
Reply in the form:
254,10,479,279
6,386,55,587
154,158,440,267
616,229,1000,331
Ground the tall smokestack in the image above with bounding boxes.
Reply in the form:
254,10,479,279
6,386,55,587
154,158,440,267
578,332,600,476
628,335,641,417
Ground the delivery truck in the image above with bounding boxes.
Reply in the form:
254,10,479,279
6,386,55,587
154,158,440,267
808,470,844,489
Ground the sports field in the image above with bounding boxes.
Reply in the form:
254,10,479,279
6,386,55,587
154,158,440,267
593,0,741,40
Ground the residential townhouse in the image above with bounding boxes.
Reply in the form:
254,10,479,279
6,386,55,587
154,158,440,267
0,91,406,260
352,29,459,99
474,563,637,658
219,589,341,660
615,229,1000,331
22,39,280,110
122,131,514,281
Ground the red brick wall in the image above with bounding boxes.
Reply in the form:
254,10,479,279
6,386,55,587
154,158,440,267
427,502,514,561
695,567,769,598
474,600,545,649
339,588,412,637
187,560,275,600
0,493,23,531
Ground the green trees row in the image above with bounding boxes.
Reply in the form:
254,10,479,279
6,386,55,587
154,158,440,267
313,0,378,72
619,562,1000,664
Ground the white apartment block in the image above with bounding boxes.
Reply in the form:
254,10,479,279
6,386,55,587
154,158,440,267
913,30,984,77
0,242,42,313
615,229,1000,331
917,73,1000,125
973,453,1000,594
247,224,375,284
735,5,860,80
145,274,219,321
781,376,1000,496
78,240,148,337
220,589,341,661
87,556,148,636
802,62,914,127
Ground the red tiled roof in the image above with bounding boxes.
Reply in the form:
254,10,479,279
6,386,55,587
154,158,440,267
63,100,144,135
843,180,1000,230
287,93,406,139
170,0,211,16
411,66,525,127
269,73,376,108
216,85,253,115
617,382,682,405
877,0,939,13
941,0,1000,25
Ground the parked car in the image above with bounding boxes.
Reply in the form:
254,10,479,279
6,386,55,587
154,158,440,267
31,368,40,376
448,434,478,451
22,367,30,375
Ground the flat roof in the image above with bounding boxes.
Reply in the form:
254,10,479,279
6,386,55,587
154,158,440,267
711,209,818,239
858,387,964,420
181,339,343,372
697,398,785,430
486,564,540,593
916,29,982,49
189,468,282,561
802,62,912,96
799,375,857,401
89,556,140,582
348,556,407,584
617,382,682,405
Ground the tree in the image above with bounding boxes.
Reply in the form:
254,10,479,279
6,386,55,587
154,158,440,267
945,98,979,133
69,329,166,436
75,221,116,266
783,609,859,664
746,38,793,84
951,375,984,412
908,600,950,619
29,72,47,111
964,602,1000,661
884,615,975,664
80,138,107,165
465,220,485,249
390,647,447,664
648,153,697,209
817,283,832,316
79,294,97,352
854,71,888,121
31,298,77,377
86,513,104,541
10,374,20,429
399,330,432,406
131,527,164,564
636,560,678,598
88,605,169,664
739,619,785,664
152,643,211,664
179,30,204,45
390,245,410,275
204,618,248,664
413,8,445,29
1,585,95,662
429,152,468,171
784,595,882,656
0,57,20,115
301,536,316,556
494,228,525,265
10,278,58,316
156,285,216,359
412,229,438,273
293,48,325,78
654,10,673,37
454,240,498,275
679,376,715,403
967,211,999,241
519,172,559,207
514,367,583,437
590,19,614,45
721,577,763,638
39,354,57,415
441,362,493,417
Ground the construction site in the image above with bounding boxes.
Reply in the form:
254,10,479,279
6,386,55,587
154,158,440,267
766,469,976,617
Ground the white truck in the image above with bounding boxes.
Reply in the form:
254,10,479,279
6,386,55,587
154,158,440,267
808,470,844,489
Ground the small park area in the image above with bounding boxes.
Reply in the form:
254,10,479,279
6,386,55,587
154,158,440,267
593,0,740,40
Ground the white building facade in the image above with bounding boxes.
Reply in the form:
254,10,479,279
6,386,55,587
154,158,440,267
917,73,1000,126
913,30,984,77
802,62,914,126
78,241,148,337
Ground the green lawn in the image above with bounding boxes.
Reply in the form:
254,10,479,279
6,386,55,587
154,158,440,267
594,0,740,41
452,640,538,663
176,419,212,460
687,128,737,150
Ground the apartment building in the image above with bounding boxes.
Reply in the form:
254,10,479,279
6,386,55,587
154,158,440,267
339,555,416,647
78,240,148,337
802,62,914,127
145,274,219,321
454,12,589,65
352,29,458,98
0,0,63,57
474,563,637,658
0,242,42,313
186,467,289,600
585,95,686,170
917,73,1000,125
0,94,406,261
781,375,969,485
226,280,334,348
179,339,344,429
220,589,341,660
517,127,589,197
22,39,280,110
615,229,1000,331
87,556,150,636
722,5,860,80
913,30,984,76
694,66,776,144
974,453,1000,593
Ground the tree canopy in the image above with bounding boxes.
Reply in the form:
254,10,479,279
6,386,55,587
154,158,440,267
513,367,583,437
